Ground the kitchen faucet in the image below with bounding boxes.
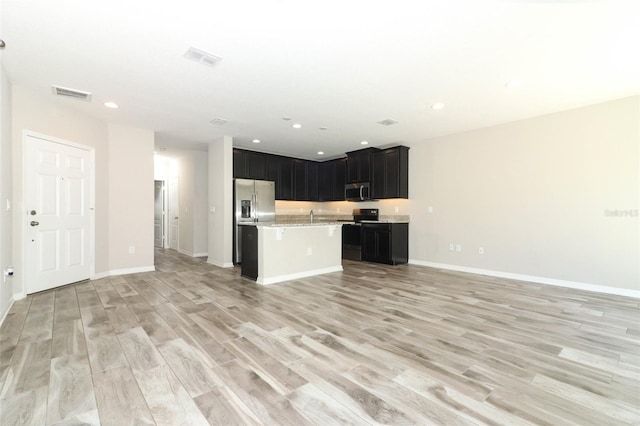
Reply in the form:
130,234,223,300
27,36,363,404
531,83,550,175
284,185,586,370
310,209,314,223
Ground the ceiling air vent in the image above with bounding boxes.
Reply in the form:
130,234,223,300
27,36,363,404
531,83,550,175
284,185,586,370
377,118,399,126
184,47,223,68
52,85,92,101
210,117,228,125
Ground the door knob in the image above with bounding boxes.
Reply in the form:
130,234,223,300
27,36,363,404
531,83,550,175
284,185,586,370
30,221,39,226
30,210,37,215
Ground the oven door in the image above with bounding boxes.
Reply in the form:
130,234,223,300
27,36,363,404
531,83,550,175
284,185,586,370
342,224,362,260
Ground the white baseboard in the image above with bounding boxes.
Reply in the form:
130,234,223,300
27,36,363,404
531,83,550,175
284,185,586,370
0,296,15,327
109,266,156,276
207,258,234,268
93,266,156,278
257,265,343,286
408,259,640,299
92,271,110,280
178,249,208,258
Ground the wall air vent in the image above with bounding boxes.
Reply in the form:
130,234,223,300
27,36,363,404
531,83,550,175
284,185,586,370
210,117,228,125
377,118,399,126
52,85,92,101
184,47,223,68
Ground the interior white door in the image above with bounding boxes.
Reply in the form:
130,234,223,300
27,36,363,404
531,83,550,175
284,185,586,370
25,134,92,294
154,180,164,248
168,176,179,250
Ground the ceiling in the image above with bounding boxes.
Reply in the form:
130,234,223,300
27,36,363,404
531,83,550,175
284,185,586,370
1,0,639,160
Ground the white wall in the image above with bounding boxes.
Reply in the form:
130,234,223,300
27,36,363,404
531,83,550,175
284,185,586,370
193,153,208,256
0,62,13,320
177,154,194,254
107,124,155,272
407,95,639,292
208,136,233,267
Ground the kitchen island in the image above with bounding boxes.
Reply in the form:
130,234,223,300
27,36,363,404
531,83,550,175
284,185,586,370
240,222,343,285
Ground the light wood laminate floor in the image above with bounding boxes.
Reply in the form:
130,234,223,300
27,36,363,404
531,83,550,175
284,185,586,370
1,249,639,425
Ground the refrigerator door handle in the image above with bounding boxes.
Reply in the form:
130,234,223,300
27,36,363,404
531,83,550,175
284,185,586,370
252,193,258,222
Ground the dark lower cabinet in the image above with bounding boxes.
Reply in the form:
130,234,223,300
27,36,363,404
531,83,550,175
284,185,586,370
241,225,258,280
361,223,408,265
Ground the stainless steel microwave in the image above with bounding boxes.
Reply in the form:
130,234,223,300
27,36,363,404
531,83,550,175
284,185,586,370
345,182,371,201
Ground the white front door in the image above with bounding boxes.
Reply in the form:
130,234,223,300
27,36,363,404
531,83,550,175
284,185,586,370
168,176,179,251
25,134,93,294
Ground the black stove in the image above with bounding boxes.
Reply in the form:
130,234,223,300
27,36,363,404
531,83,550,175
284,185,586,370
353,208,379,223
342,209,378,260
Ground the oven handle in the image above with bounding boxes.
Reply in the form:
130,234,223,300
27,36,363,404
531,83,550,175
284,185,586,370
359,185,364,201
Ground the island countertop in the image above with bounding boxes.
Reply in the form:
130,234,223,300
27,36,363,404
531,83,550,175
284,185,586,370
238,221,349,227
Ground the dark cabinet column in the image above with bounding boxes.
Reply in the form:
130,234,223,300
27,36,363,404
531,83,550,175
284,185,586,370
371,146,409,199
346,148,379,182
233,149,266,180
318,157,347,201
294,159,318,201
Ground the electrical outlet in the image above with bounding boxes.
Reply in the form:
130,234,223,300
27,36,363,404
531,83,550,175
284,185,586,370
307,247,312,255
479,247,484,255
128,246,135,254
455,244,462,252
449,243,454,251
394,206,399,213
428,206,433,213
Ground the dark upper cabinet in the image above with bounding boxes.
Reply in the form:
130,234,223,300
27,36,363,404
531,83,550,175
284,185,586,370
362,223,408,265
318,157,347,201
233,149,266,180
293,159,318,201
278,157,294,200
346,148,379,183
265,154,294,200
234,145,407,201
371,146,409,199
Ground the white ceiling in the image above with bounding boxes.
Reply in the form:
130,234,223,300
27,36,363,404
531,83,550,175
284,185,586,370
1,0,639,160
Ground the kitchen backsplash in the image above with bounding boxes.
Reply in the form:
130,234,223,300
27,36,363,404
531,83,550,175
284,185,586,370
275,198,411,216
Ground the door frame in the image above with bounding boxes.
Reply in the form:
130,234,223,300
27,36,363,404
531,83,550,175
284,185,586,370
22,130,96,293
154,179,168,248
168,176,179,251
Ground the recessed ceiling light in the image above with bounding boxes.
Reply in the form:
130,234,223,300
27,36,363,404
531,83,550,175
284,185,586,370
506,80,522,89
431,103,445,110
252,139,261,144
104,101,119,109
317,151,324,155
292,123,302,129
361,141,369,145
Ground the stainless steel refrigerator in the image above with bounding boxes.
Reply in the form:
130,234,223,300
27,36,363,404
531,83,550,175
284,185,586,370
233,179,276,264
